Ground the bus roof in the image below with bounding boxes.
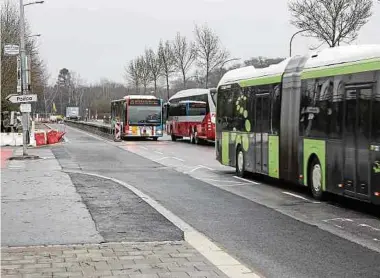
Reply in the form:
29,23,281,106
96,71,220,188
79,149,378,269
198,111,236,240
178,100,207,104
169,89,210,101
218,44,380,87
217,58,290,87
111,95,158,103
124,95,158,100
304,44,380,70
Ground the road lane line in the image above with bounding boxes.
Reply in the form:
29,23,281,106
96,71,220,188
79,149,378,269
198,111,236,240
333,224,344,229
323,218,354,222
154,157,170,161
140,146,148,150
64,170,262,278
282,191,311,201
358,224,380,232
188,165,214,173
172,157,185,162
154,151,164,155
233,176,259,185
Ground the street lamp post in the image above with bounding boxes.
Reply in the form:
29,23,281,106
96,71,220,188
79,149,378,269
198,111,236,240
219,58,241,78
19,0,44,156
289,29,310,57
28,34,41,38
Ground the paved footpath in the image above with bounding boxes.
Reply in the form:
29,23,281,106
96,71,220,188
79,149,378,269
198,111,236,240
1,241,225,278
1,147,229,278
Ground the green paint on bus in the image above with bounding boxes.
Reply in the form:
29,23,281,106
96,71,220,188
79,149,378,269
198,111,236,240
303,139,326,191
301,58,380,80
238,75,282,88
268,135,279,178
222,132,229,165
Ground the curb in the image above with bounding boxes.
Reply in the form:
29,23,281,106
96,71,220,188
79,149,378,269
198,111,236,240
64,169,263,278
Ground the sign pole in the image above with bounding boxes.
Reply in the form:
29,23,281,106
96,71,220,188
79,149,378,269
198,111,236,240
19,0,28,156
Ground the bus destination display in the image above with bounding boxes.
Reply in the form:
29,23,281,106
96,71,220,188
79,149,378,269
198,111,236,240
129,99,160,106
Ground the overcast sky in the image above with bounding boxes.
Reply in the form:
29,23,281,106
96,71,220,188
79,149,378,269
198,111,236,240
24,0,380,85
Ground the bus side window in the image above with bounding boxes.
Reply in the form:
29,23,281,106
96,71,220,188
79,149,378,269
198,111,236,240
329,76,344,139
217,88,235,131
271,83,281,135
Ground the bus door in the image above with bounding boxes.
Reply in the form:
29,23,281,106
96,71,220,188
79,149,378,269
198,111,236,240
343,84,373,199
254,89,270,174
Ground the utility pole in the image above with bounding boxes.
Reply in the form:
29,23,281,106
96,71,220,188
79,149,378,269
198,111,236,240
19,0,29,156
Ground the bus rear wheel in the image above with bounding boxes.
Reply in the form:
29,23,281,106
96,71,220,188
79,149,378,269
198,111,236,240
236,146,246,177
308,157,324,200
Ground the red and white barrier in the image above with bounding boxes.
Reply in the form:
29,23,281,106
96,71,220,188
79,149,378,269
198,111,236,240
114,121,122,141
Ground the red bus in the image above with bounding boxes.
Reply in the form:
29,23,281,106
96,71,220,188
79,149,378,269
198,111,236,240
111,95,164,140
165,89,216,144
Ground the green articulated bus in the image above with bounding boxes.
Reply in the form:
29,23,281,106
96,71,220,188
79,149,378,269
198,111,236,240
215,44,380,205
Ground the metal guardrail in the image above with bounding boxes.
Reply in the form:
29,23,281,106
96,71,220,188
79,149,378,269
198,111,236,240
65,120,114,139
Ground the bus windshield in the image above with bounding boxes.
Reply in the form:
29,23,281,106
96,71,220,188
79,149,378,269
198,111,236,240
128,105,162,125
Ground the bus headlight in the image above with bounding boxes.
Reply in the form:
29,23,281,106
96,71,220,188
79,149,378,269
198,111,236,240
156,130,162,134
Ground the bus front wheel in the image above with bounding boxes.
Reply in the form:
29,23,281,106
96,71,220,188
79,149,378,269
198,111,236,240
171,135,177,141
236,146,246,177
308,157,324,200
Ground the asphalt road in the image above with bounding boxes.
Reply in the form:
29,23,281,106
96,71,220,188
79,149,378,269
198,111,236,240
52,124,380,278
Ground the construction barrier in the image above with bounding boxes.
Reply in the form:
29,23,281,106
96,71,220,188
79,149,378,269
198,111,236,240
35,131,47,146
47,130,62,144
114,121,122,141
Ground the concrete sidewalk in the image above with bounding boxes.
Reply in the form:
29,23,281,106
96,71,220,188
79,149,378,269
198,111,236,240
1,148,103,246
1,147,228,277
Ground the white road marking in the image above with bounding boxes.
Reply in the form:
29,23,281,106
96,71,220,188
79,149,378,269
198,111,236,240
188,165,214,173
233,176,259,185
202,178,247,184
140,146,148,150
154,151,164,155
154,157,170,161
358,224,380,232
323,218,354,222
282,191,311,202
65,170,262,278
333,224,344,229
374,238,379,241
172,157,184,162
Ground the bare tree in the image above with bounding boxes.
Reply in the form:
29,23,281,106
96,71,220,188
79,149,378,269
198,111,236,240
288,0,373,47
172,32,196,89
194,24,230,88
1,0,46,112
125,59,141,93
158,40,176,100
136,55,151,94
145,48,161,95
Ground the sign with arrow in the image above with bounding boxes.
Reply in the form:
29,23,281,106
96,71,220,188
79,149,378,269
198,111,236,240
6,94,37,103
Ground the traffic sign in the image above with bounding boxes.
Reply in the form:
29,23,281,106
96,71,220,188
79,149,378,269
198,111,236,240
20,103,31,113
6,94,37,103
4,44,19,56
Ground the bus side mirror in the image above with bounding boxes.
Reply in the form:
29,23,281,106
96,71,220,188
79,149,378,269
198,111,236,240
210,88,217,103
210,88,216,97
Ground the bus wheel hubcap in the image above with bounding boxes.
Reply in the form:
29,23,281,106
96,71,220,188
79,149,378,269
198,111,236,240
312,165,322,192
238,152,244,172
